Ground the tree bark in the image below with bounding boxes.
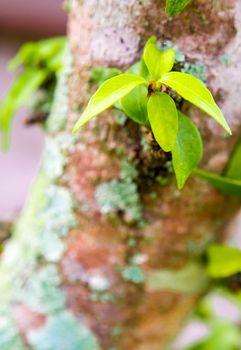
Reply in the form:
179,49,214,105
1,1,241,350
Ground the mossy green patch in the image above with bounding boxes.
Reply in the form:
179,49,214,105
121,265,145,284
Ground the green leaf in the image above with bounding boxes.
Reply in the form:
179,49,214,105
159,72,231,135
147,263,209,294
0,68,47,150
143,37,175,80
72,74,147,133
9,37,66,72
207,244,241,278
193,168,241,196
90,67,121,86
166,0,192,16
147,92,178,152
127,59,150,80
225,141,241,180
121,85,149,127
173,112,203,189
187,321,241,350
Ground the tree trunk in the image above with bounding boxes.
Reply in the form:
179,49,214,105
1,1,241,349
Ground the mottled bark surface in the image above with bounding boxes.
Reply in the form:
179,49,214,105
1,1,241,350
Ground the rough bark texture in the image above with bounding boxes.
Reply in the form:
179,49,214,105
1,1,241,350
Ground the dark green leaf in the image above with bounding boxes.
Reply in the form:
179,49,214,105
72,74,147,133
193,168,241,196
121,85,149,127
166,0,192,16
207,244,241,278
173,112,203,189
147,92,178,152
143,37,175,80
159,72,231,134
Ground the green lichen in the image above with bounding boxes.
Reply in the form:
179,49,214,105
181,62,208,82
0,50,99,350
114,110,127,126
95,180,142,222
119,159,139,184
95,159,142,223
0,309,28,350
159,41,208,82
219,54,232,66
42,137,66,180
90,291,116,303
158,40,185,63
18,265,65,314
28,311,100,350
121,265,145,284
45,46,71,133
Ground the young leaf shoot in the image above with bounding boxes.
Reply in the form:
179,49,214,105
72,74,148,133
147,92,178,152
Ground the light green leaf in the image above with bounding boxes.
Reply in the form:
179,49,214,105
187,321,241,350
127,59,150,80
166,0,192,16
72,74,147,133
121,85,149,127
193,168,241,196
159,72,231,134
0,68,47,150
207,244,241,278
225,141,241,180
147,92,178,152
173,112,203,189
143,37,175,80
147,263,209,294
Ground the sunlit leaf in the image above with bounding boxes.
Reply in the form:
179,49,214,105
173,112,203,189
159,72,231,134
225,141,241,180
207,244,241,278
147,92,178,152
193,168,241,196
0,68,47,150
72,74,147,133
166,0,192,16
143,37,175,80
121,85,149,127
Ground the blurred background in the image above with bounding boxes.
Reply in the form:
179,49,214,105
0,0,67,222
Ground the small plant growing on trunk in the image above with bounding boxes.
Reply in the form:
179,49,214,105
73,37,231,189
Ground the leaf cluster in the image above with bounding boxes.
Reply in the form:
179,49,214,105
73,37,231,189
0,37,67,150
